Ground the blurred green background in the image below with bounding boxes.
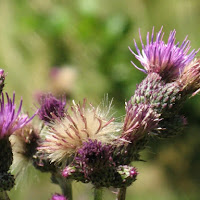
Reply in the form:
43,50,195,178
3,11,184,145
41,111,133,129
1,0,200,199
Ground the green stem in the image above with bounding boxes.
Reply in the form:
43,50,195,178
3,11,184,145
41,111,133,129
51,173,72,200
61,179,72,200
0,191,10,200
116,188,126,200
94,188,103,200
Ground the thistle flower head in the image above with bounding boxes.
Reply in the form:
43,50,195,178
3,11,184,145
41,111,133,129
0,93,35,139
178,59,200,96
62,140,138,188
38,99,121,163
37,94,66,123
62,139,114,182
62,165,76,178
75,139,114,168
51,194,67,200
122,101,160,140
129,27,199,81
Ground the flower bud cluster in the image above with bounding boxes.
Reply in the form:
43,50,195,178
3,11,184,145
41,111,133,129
8,27,200,197
62,139,138,188
129,27,200,139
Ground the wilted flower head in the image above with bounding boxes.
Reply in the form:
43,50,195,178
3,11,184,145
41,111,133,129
51,194,67,200
178,59,200,95
0,93,35,139
10,123,39,184
37,93,66,123
129,27,199,81
38,99,121,163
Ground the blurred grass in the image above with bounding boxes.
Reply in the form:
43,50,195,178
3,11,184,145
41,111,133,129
0,0,200,199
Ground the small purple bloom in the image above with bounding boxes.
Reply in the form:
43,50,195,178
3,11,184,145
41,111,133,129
129,167,138,178
62,166,76,178
129,27,199,81
37,94,66,123
51,194,67,200
0,93,35,139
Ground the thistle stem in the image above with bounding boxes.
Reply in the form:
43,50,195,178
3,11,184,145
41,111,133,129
60,179,72,200
51,173,73,200
116,187,127,200
94,188,103,200
0,191,10,200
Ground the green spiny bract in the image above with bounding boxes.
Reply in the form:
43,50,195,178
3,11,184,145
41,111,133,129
0,172,15,191
0,138,13,173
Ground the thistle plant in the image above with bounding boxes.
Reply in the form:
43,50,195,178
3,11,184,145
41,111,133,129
0,81,36,198
1,27,200,200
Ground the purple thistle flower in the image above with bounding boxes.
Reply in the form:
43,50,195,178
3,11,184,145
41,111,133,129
75,139,114,170
61,139,115,180
122,101,160,140
37,93,66,123
129,167,138,178
129,27,199,81
0,93,35,139
51,194,67,200
62,166,76,178
62,139,138,188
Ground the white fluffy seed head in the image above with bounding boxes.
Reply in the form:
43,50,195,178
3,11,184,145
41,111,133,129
38,99,122,163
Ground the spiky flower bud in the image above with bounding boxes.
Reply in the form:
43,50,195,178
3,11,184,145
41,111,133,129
131,73,183,115
123,102,160,139
51,194,68,200
62,166,76,178
128,74,185,139
111,102,160,165
113,165,138,188
37,94,66,123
